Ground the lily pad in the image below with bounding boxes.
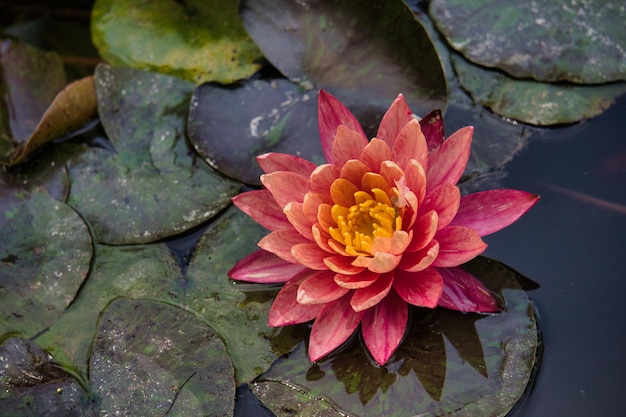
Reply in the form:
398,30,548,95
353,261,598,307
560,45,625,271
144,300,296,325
188,77,322,185
255,257,538,417
65,65,241,244
0,337,97,416
0,37,97,166
251,380,342,417
240,0,447,118
429,0,626,84
90,298,235,416
452,54,626,125
91,0,264,84
35,243,184,378
0,189,92,338
185,204,303,384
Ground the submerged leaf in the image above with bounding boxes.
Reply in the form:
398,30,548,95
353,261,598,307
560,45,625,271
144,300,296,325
91,0,263,84
429,0,626,84
89,298,235,416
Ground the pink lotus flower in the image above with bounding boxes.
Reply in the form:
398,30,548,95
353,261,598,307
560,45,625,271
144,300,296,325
229,91,538,365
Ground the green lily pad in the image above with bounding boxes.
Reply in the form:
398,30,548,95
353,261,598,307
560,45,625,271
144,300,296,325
91,0,263,84
0,189,92,338
240,0,447,117
0,37,97,166
252,380,342,417
0,337,97,416
429,0,626,84
65,65,241,244
90,298,235,416
185,204,303,384
452,54,626,125
35,243,184,379
256,257,538,417
188,77,323,185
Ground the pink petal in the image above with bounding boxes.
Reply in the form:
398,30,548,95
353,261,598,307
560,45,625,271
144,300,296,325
312,224,336,254
353,252,401,274
324,255,365,275
258,229,310,263
350,272,393,311
330,178,358,207
232,190,291,231
360,138,392,172
303,192,332,219
426,126,473,192
340,159,370,187
420,183,461,230
297,270,350,304
316,203,335,233
406,210,438,252
379,160,405,186
257,152,317,176
404,159,427,205
309,164,340,194
393,267,443,308
376,93,414,147
392,119,428,171
419,109,444,152
291,243,331,270
361,290,408,365
334,270,380,289
261,171,310,208
318,90,367,164
284,202,315,241
229,249,305,283
433,226,487,267
399,240,439,272
437,266,500,313
332,125,369,167
449,189,540,236
308,293,365,362
269,271,325,326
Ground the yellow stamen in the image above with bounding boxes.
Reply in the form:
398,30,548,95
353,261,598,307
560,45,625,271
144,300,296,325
328,187,403,256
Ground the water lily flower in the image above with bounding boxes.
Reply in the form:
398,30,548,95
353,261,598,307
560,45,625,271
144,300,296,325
229,90,538,365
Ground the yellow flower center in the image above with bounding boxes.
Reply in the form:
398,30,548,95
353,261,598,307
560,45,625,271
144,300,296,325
329,188,402,256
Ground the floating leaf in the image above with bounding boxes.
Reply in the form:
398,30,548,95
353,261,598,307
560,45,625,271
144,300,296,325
256,257,538,417
429,0,626,84
0,189,92,338
251,380,342,417
188,77,322,185
65,65,241,244
90,298,235,416
91,0,263,84
35,243,184,377
185,204,303,384
240,0,447,123
452,54,626,125
0,337,97,416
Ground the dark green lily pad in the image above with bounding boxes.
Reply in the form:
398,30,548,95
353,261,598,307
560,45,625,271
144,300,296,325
429,0,626,84
35,243,184,378
65,65,241,244
240,0,447,118
252,380,342,417
0,38,97,166
0,337,97,416
256,257,538,417
185,204,303,384
188,77,322,185
90,298,235,416
452,54,626,125
0,189,92,338
91,0,263,84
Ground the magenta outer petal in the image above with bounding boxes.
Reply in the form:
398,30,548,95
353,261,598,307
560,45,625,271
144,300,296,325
420,183,461,230
232,190,291,231
229,250,305,283
308,293,365,362
419,109,444,152
433,226,487,267
258,229,310,263
449,189,540,236
318,90,367,164
376,93,413,147
297,270,350,304
436,267,500,313
261,171,310,208
269,271,325,326
350,272,394,312
426,126,473,192
257,152,317,177
393,268,443,308
361,290,408,365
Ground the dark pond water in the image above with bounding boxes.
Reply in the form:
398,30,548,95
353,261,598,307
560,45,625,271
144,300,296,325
231,96,626,417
